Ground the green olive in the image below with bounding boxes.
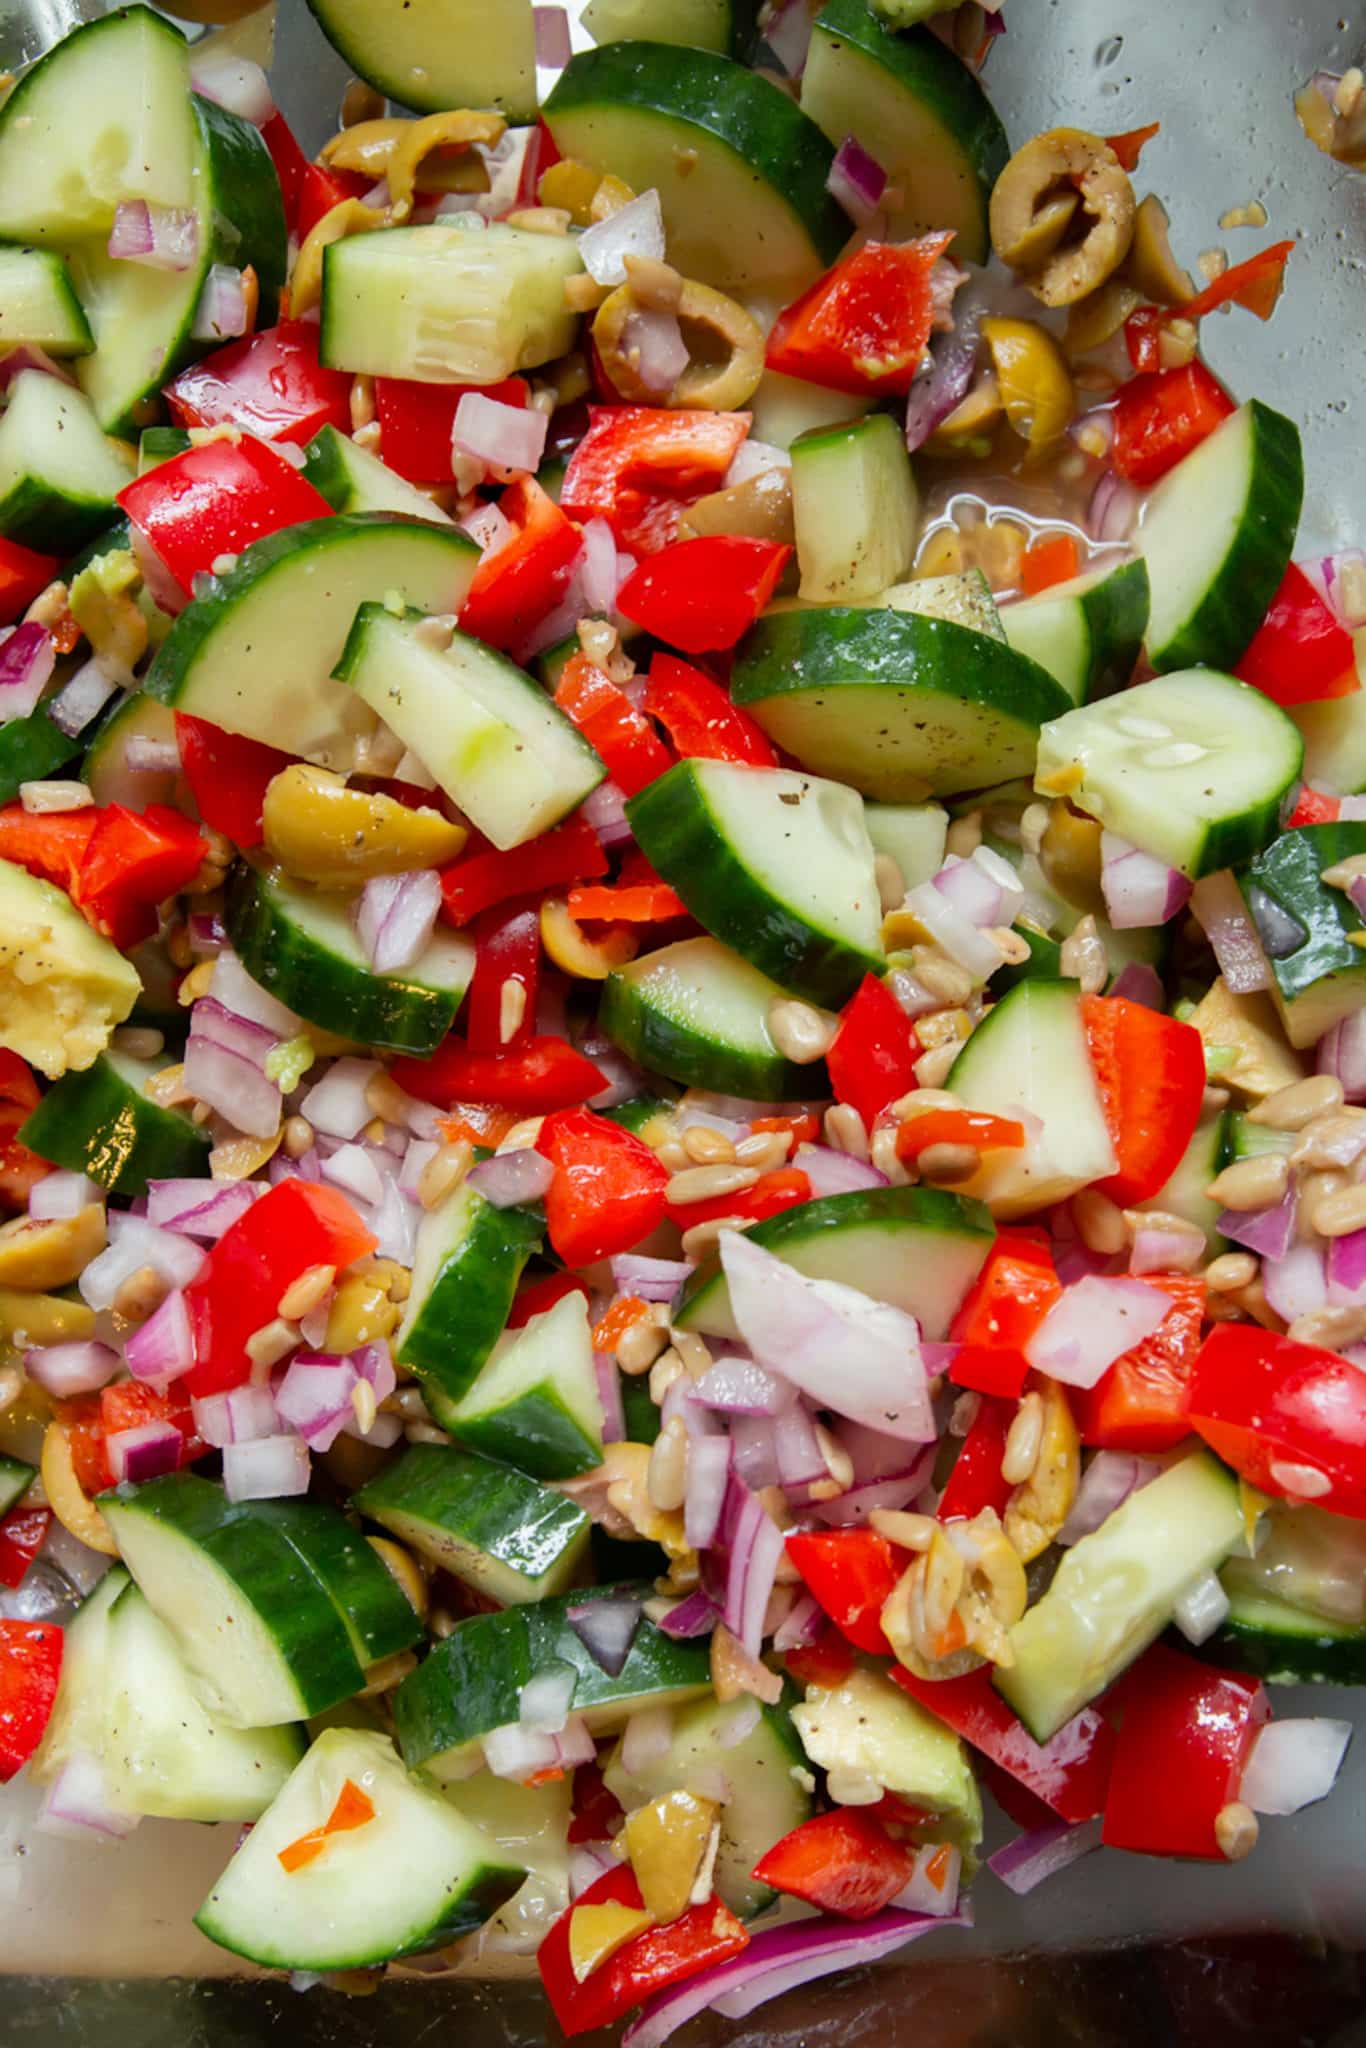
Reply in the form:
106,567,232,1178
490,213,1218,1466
261,765,467,887
991,128,1136,306
679,467,794,546
593,276,765,412
0,1205,106,1293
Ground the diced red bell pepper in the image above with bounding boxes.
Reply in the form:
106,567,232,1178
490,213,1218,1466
567,1754,624,1844
553,652,672,796
1188,1325,1366,1517
459,474,582,651
1105,121,1161,172
538,1863,748,2037
166,322,354,446
0,1619,62,1783
0,1506,49,1590
60,1381,201,1497
949,1233,1060,1400
896,1109,1025,1165
826,974,920,1132
535,1108,669,1268
1101,1644,1269,1859
75,803,207,949
294,159,373,242
1019,532,1082,596
1234,562,1359,706
1183,240,1296,322
567,879,687,923
782,1626,857,1690
1074,1275,1207,1451
765,234,956,397
373,375,530,484
751,1809,914,1919
465,899,541,1055
278,1776,377,1874
1286,785,1342,828
560,405,750,557
259,112,310,233
118,436,332,597
784,1527,905,1655
1111,360,1237,486
0,535,59,625
664,1166,812,1232
616,536,790,654
891,1666,1115,1823
175,713,295,850
937,1394,1015,1521
507,1270,593,1330
1081,993,1206,1206
0,803,98,893
0,1050,51,1211
1122,306,1165,376
642,654,778,767
439,814,607,926
392,1036,607,1115
185,1180,377,1397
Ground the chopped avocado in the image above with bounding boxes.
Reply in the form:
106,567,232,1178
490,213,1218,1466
68,548,147,675
1186,976,1305,1100
0,857,139,1077
882,569,1004,640
791,1666,982,1856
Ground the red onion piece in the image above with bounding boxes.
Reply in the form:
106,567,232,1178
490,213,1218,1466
567,1596,642,1677
192,263,249,344
578,190,666,287
107,200,199,272
1100,830,1193,929
519,1661,576,1732
1328,1226,1366,1302
684,1433,732,1551
813,1464,934,1526
0,346,75,391
106,1419,183,1485
79,1215,207,1311
353,1342,398,1408
533,5,572,68
792,1142,888,1197
122,733,180,776
183,1034,282,1140
1024,1274,1172,1388
1262,1240,1328,1325
461,501,515,557
657,1588,719,1639
49,655,126,739
189,993,281,1068
717,1471,785,1656
301,1058,384,1140
610,1253,693,1301
904,285,986,454
1089,469,1141,544
689,1354,793,1418
36,1752,140,1840
594,1350,626,1444
189,50,274,125
762,0,815,78
191,1382,278,1449
771,1589,823,1651
1319,1009,1366,1101
581,514,625,616
904,877,1003,979
27,1171,97,1220
485,1713,595,1781
123,1287,196,1383
24,1340,120,1398
146,1177,259,1241
320,1141,386,1209
1129,1217,1204,1275
0,621,55,723
826,133,887,223
1109,960,1164,1010
222,1433,311,1502
1190,870,1270,994
987,1817,1103,1896
1172,1568,1231,1645
452,392,549,475
621,309,690,398
467,1148,555,1208
274,1354,357,1451
1057,1450,1161,1545
934,852,1006,927
1217,1191,1297,1261
1240,1717,1352,1816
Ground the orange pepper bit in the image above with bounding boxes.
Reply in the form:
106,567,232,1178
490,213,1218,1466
278,1777,377,1874
593,1295,653,1353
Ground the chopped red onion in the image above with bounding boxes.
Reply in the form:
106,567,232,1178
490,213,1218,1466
452,392,549,475
567,1597,642,1678
578,189,666,287
814,1462,936,1527
933,853,1005,928
716,1472,785,1656
462,501,516,558
1240,1717,1352,1816
1057,1450,1160,1545
580,777,633,853
0,345,75,391
580,514,624,616
792,1142,887,1197
1262,1240,1327,1325
1172,1568,1231,1645
717,1696,761,1750
762,0,815,77
594,1350,626,1444
657,1589,719,1639
1190,871,1270,994
79,1214,206,1310
725,439,790,489
24,1340,120,1398
826,133,887,223
1328,1225,1366,1302
320,1142,386,1209
0,620,55,723
1100,830,1193,929
519,1660,577,1733
569,1844,619,1896
1025,1274,1172,1388
468,1148,555,1208
211,953,304,1038
905,289,985,453
222,1433,311,1502
191,1382,278,1449
771,1590,823,1652
689,1354,792,1419
622,309,690,398
484,1714,595,1780
610,1253,693,1302
146,1177,259,1241
353,1342,397,1408
274,1353,358,1451
106,1419,183,1485
362,1172,418,1267
1319,1008,1366,1102
1109,960,1165,1010
772,1402,831,1494
123,1287,196,1383
728,1413,781,1491
620,1704,673,1775
191,264,249,343
684,1433,732,1551
301,1058,383,1140
183,1033,282,1140
36,1752,140,1841
586,1042,647,1111
1089,469,1141,544
1218,1191,1297,1261
904,877,1003,980
27,1171,97,1220
122,732,180,776
1129,1217,1204,1275
838,1416,931,1485
533,4,572,68
107,200,199,272
189,50,274,125
988,1817,1102,1896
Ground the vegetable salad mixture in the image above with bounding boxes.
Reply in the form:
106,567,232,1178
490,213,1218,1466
0,0,1360,2032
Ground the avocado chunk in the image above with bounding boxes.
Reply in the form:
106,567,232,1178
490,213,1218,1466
0,856,139,1077
791,1665,982,1855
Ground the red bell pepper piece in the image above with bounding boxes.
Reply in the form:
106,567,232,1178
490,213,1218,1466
1101,1644,1269,1859
0,1619,62,1783
392,1036,607,1115
1018,532,1082,596
567,879,687,923
439,815,607,926
1183,240,1296,322
826,974,920,1132
949,1233,1060,1400
166,322,354,446
118,436,332,597
1074,1274,1207,1451
535,1108,669,1268
185,1180,377,1397
567,1755,624,1844
937,1394,1015,1521
897,1109,1025,1165
1111,360,1236,485
765,234,955,397
1080,993,1206,1206
1188,1325,1366,1517
258,111,310,232
751,1809,914,1920
459,474,582,651
0,535,58,624
1122,306,1165,376
0,803,98,892
75,803,207,949
373,375,529,484
891,1666,1115,1823
553,652,672,797
60,1382,201,1497
782,1626,857,1690
664,1166,812,1232
0,1050,51,1210
175,713,295,850
616,536,790,654
0,1506,49,1590
1234,562,1359,706
465,899,541,1054
560,405,750,556
507,1270,592,1330
784,1527,905,1655
538,1863,748,2038
1104,121,1161,172
295,160,373,242
278,1776,377,1874
1286,785,1341,828
642,654,778,767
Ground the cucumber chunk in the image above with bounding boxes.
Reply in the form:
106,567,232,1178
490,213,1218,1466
0,371,133,553
446,1291,606,1481
439,1772,572,1957
583,0,763,60
0,248,92,356
1204,1588,1366,1686
303,0,538,119
1239,822,1366,1047
302,425,454,522
82,693,183,813
30,1569,130,1789
749,370,867,451
0,709,84,807
1128,1103,1230,1255
1295,691,1366,797
19,1048,210,1196
1034,670,1303,878
600,935,826,1100
0,1449,34,1517
790,414,919,604
196,1728,526,1968
862,800,949,889
1000,558,1149,705
247,1500,424,1669
1210,1503,1366,1683
394,1182,543,1411
628,759,884,1008
883,569,1003,638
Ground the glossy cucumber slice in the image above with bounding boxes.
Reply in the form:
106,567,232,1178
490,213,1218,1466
0,1449,34,1517
354,1442,590,1606
731,607,1070,799
1000,558,1150,705
1129,1103,1230,1254
1034,670,1303,878
82,693,182,812
863,800,948,889
445,1291,606,1481
195,1727,526,1968
544,43,848,292
1203,1588,1366,1685
20,1049,210,1196
137,426,192,475
0,707,84,804
302,425,454,521
882,569,1003,638
628,759,884,1008
30,1568,131,1785
600,935,826,1100
801,0,1009,264
1239,822,1366,1047
0,247,91,355
582,0,763,60
394,1182,543,1410
393,1587,714,1779
1210,1504,1366,1683
1138,400,1303,673
674,1183,995,1341
1294,691,1366,797
0,372,133,553
790,414,919,604
225,864,475,1058
246,1499,423,1668
749,370,867,450
303,0,538,119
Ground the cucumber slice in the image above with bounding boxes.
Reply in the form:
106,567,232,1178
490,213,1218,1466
732,607,1070,800
1210,1503,1366,1683
302,0,538,120
749,370,867,451
393,1587,714,1780
0,1449,34,1517
1000,558,1149,705
0,248,92,356
439,1771,572,1955
137,426,193,476
1204,1587,1366,1686
628,759,884,1008
1034,670,1303,879
334,606,605,850
225,865,475,1058
582,0,763,60
246,1500,424,1669
600,1092,678,1135
446,1291,606,1481
100,1475,366,1728
0,371,133,553
600,935,825,1100
394,1181,543,1410
996,1450,1245,1742
883,568,1003,638
196,1727,526,1968
81,693,182,813
321,224,583,387
605,1688,812,1918
674,1184,994,1341
0,708,84,805
354,1442,591,1606
946,979,1117,1219
801,0,1009,264
863,800,948,889
544,43,848,293
1138,400,1303,673
302,425,454,522
145,514,479,769
30,1568,131,1786
1128,1103,1230,1256
19,1049,210,1196
1294,692,1366,797
790,414,919,604
0,856,141,1081
1239,822,1366,1047
792,1667,982,1855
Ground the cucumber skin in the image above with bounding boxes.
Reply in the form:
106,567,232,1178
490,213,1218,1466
0,708,83,803
396,1197,543,1414
1198,1614,1366,1687
0,1451,34,1516
450,1387,604,1482
1240,822,1366,1021
20,1054,210,1196
247,1500,424,1666
599,961,824,1102
353,1442,590,1598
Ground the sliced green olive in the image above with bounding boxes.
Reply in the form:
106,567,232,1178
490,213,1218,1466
678,467,794,545
991,127,1136,307
593,277,765,412
261,765,467,887
1127,194,1196,306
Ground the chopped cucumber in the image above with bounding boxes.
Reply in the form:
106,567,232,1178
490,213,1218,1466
732,607,1070,799
1128,1103,1230,1256
440,1771,572,1956
0,708,85,808
1138,400,1303,673
791,1667,982,1855
136,426,192,475
0,1449,34,1517
247,1500,423,1670
1034,669,1303,878
0,247,91,356
31,1569,129,1788
303,0,538,118
1211,1503,1366,1683
19,1048,210,1196
749,370,867,451
600,935,826,1100
791,415,919,604
446,1291,606,1481
82,693,182,812
583,0,763,60
1000,558,1149,705
394,1181,544,1412
0,372,133,553
996,1450,1245,1741
302,425,454,522
862,799,949,889
1294,689,1366,796
1239,822,1366,1047
883,568,1003,638
1204,1586,1366,1686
